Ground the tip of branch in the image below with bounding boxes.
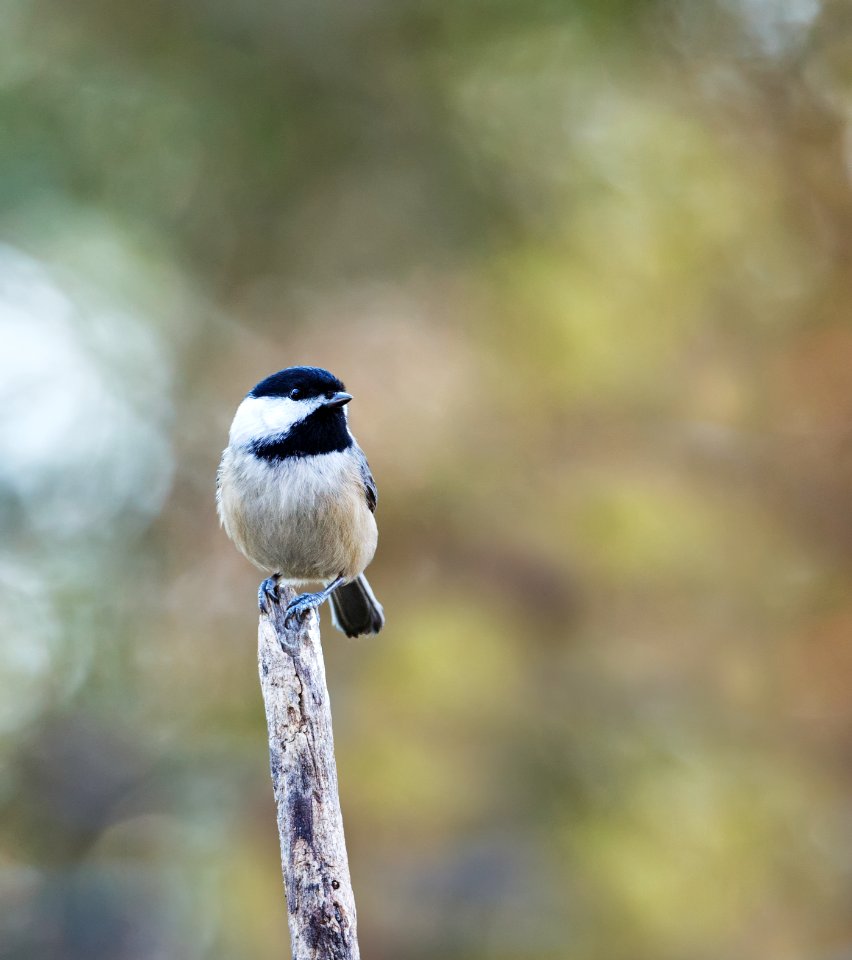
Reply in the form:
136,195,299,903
259,584,320,655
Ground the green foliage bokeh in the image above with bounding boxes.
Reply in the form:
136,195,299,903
2,1,852,958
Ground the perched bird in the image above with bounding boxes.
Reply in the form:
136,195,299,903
217,366,384,637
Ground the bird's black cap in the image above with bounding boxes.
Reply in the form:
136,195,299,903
249,366,346,400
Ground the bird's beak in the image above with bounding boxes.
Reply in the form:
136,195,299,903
324,391,352,408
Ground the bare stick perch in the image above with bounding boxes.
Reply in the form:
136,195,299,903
258,584,360,960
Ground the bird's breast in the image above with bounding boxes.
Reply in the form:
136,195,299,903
218,448,377,582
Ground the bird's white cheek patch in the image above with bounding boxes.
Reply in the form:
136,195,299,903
229,395,324,446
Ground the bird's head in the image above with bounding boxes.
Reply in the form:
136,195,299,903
229,366,352,450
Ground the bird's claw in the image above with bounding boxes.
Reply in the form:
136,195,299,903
258,576,280,613
283,591,322,628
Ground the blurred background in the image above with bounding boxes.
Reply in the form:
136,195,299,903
2,1,852,958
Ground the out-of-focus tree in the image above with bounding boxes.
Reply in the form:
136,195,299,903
2,1,852,958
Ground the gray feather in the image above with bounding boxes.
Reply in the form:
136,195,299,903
354,445,377,513
330,574,384,637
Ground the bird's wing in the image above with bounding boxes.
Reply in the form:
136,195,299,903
354,445,378,513
215,450,226,500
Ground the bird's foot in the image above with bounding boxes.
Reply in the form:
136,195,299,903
258,576,280,613
283,590,324,628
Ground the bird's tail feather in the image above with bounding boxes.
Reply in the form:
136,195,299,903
330,574,384,638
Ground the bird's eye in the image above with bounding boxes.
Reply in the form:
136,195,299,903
289,388,302,400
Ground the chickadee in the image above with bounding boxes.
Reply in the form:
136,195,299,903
217,366,384,637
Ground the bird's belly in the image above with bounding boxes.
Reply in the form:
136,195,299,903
219,451,377,582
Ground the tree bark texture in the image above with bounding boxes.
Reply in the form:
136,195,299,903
258,584,360,960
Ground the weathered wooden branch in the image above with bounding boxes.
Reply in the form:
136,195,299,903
258,584,360,960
